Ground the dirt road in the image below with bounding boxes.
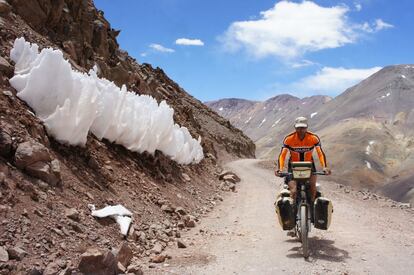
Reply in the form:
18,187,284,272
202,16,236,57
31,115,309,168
147,159,414,274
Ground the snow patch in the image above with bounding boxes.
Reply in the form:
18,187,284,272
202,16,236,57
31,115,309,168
259,118,266,127
219,107,223,111
89,204,132,236
365,161,372,169
245,116,252,124
366,140,375,155
379,92,391,100
310,112,318,118
401,75,406,79
9,38,203,164
271,118,282,128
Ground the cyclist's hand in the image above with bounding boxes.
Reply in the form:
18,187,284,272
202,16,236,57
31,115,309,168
275,169,282,177
323,167,331,175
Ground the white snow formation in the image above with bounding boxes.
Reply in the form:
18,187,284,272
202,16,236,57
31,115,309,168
310,112,318,118
89,204,132,236
271,118,281,128
365,160,372,169
259,118,266,127
9,38,203,164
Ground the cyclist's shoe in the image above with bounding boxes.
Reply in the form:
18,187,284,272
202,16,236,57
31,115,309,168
287,229,296,237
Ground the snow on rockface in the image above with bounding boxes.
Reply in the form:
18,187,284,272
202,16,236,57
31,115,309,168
9,38,203,164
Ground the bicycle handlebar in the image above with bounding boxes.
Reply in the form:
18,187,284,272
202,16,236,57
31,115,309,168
276,171,327,178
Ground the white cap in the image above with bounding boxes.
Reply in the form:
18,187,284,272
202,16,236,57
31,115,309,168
294,116,308,128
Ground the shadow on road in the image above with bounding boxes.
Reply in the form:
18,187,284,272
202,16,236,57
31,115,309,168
285,236,350,262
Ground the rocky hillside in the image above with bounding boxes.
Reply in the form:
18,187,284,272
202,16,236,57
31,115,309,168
207,65,414,205
0,0,254,274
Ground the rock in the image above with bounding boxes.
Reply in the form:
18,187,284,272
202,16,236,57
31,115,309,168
43,262,61,275
7,246,27,261
65,208,80,221
78,248,117,275
218,171,240,183
161,204,174,213
181,173,191,182
0,172,5,184
0,0,11,15
116,262,126,274
127,264,144,275
0,246,8,262
150,254,166,263
151,243,163,254
114,242,133,268
222,174,240,184
399,203,411,209
2,90,13,97
15,141,52,168
183,215,196,228
177,221,185,229
177,240,187,248
0,56,13,77
175,207,187,216
0,128,12,157
15,141,61,185
34,209,44,217
27,268,43,275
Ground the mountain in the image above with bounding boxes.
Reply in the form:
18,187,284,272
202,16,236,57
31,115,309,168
207,65,414,205
0,0,254,272
206,94,331,157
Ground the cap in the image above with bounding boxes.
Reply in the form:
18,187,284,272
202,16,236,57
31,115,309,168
294,116,308,128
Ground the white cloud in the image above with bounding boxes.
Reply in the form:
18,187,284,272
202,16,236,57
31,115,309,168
293,66,382,96
220,1,392,59
140,52,147,57
356,19,394,33
374,19,394,31
354,2,362,11
290,59,317,69
149,43,175,53
175,38,204,46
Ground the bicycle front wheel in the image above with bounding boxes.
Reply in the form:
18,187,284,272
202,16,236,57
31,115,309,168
300,205,309,258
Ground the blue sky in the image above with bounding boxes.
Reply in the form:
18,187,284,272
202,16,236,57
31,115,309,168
94,0,413,102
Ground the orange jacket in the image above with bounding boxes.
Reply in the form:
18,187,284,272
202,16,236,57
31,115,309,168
277,131,327,170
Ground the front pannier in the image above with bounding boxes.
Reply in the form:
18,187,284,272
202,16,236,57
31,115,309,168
275,195,295,230
314,197,333,230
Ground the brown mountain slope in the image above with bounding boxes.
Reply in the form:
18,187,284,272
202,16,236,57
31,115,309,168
0,0,254,273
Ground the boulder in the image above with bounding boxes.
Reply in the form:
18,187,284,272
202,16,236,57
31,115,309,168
150,254,166,263
175,207,187,216
0,246,8,262
15,141,61,185
15,141,52,168
181,173,191,182
0,128,12,157
0,0,12,15
78,248,117,275
114,242,133,268
151,242,163,254
177,240,187,248
7,246,27,261
65,208,80,222
0,56,13,77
